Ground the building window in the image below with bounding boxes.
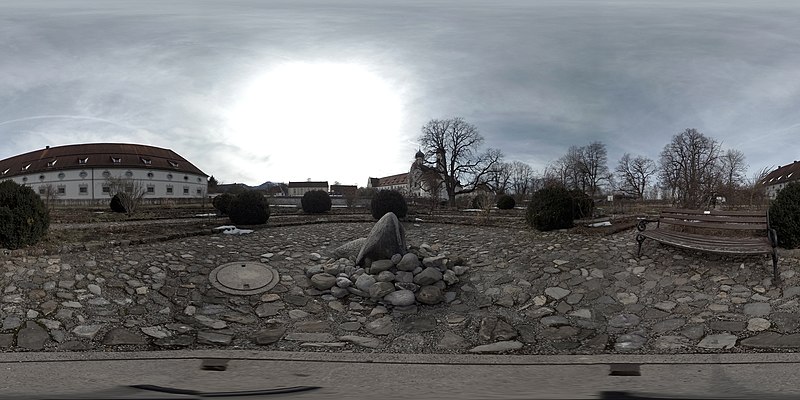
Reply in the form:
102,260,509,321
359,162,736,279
196,188,202,195
168,160,179,168
125,170,133,177
147,172,154,178
102,170,110,178
39,174,45,181
166,186,173,195
183,175,189,181
39,187,46,195
47,159,57,168
58,172,65,179
22,177,28,182
79,171,88,178
141,157,151,165
102,186,110,194
79,185,88,195
22,164,31,171
183,186,189,194
78,157,89,165
146,185,155,194
57,186,65,195
197,177,202,182
167,173,173,180
2,169,8,175
111,157,122,164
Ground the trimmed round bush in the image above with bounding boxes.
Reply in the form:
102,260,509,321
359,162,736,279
228,191,270,225
371,190,408,220
301,190,332,214
212,193,234,216
110,193,128,213
770,182,800,248
496,194,516,210
570,190,594,219
526,186,574,231
0,180,50,249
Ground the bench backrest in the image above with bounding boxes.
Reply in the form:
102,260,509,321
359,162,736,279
658,209,769,232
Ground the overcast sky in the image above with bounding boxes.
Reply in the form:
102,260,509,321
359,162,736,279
2,0,799,186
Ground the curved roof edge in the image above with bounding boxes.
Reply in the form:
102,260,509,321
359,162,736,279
0,143,207,179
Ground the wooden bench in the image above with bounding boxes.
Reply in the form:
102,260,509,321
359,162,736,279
636,209,779,281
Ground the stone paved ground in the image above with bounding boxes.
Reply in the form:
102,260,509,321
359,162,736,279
2,222,800,354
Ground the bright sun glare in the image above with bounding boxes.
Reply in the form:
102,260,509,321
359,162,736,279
226,62,405,184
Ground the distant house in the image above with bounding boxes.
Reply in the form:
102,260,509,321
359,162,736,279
762,161,800,199
288,181,328,196
330,184,357,197
368,173,409,193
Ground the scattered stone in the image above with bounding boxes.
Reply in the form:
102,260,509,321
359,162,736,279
194,315,227,329
198,331,233,345
654,335,691,350
2,316,22,331
141,326,171,339
365,316,393,336
469,341,523,353
355,274,377,292
540,315,570,327
413,267,443,286
397,253,421,272
416,285,444,305
340,335,383,348
608,314,641,328
102,328,146,345
616,293,638,305
544,287,570,300
370,260,394,274
652,318,686,333
17,322,49,350
254,323,286,345
743,302,771,317
369,282,396,299
697,334,737,349
284,333,336,342
615,334,647,351
437,331,468,349
72,325,103,339
310,273,337,290
384,290,416,306
255,303,284,318
747,318,771,332
740,332,800,349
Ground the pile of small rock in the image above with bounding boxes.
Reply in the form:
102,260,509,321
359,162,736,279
304,251,469,309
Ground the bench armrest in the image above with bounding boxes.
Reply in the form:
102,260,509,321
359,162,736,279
769,229,779,248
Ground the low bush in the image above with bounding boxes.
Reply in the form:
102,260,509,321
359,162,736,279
301,190,332,214
0,180,50,249
526,186,574,231
110,193,128,213
228,191,270,225
212,193,234,216
770,182,800,248
496,194,516,210
371,190,408,219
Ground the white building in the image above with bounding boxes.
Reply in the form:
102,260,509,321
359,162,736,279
0,143,207,202
762,160,800,199
287,181,328,196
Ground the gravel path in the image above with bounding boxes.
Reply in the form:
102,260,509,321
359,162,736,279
2,221,799,354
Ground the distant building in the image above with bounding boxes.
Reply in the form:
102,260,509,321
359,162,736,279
762,160,800,199
0,143,207,201
288,181,328,196
368,150,449,199
330,184,357,197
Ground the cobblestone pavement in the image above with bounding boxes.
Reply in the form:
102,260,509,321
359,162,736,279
2,222,800,354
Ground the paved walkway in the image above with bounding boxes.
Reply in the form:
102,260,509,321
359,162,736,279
2,222,799,354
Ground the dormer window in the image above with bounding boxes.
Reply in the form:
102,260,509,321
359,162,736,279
111,157,122,164
168,160,179,168
78,157,88,165
22,164,30,171
789,173,794,179
2,169,8,175
47,159,58,167
141,157,152,166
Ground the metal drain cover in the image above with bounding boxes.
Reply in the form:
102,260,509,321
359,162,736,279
209,262,279,295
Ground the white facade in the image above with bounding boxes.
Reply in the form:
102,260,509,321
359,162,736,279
5,167,207,200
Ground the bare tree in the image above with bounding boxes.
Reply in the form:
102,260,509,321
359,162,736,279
40,183,59,211
419,117,503,207
106,176,147,215
615,153,657,199
658,128,722,208
509,161,536,198
746,165,772,208
578,142,612,197
486,162,512,194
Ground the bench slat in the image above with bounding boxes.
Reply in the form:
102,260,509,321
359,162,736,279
659,214,766,224
659,219,767,231
663,209,767,217
640,230,772,254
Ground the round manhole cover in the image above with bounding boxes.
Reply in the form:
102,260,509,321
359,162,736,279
209,262,279,295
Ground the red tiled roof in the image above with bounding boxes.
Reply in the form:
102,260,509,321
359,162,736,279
0,143,206,178
762,161,800,187
375,173,408,187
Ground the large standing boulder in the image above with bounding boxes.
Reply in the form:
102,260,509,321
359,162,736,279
333,237,367,261
355,212,407,266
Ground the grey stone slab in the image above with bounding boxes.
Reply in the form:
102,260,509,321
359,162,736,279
468,340,523,353
697,334,737,349
740,332,800,349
